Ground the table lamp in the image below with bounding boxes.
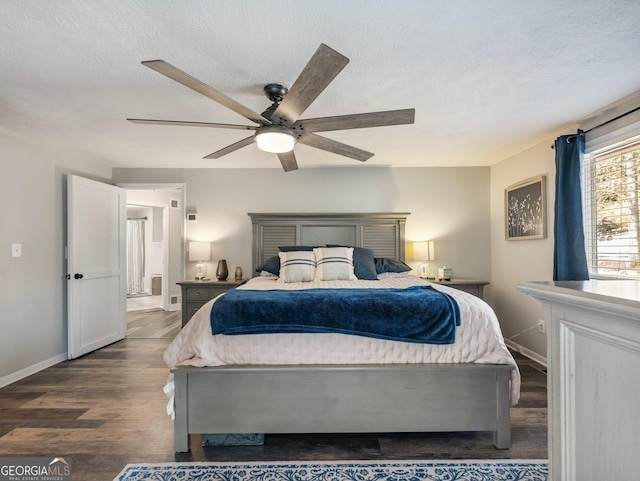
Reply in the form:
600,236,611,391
189,241,211,280
413,241,435,279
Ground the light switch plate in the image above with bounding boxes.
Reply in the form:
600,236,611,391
12,243,22,257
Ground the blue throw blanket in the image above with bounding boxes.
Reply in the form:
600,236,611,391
210,285,460,344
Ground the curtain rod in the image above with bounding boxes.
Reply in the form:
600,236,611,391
551,104,640,149
127,216,148,220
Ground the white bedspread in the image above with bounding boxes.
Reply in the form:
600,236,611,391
164,275,520,405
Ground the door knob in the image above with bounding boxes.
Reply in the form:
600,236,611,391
74,273,84,279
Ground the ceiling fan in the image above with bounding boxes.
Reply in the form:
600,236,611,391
128,44,415,172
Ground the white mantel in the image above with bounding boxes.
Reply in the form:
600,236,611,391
518,280,640,481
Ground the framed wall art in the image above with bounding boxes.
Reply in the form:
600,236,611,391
505,175,547,240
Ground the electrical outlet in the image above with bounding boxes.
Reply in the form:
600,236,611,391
538,319,546,334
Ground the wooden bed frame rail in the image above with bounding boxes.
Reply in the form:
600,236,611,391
172,363,512,452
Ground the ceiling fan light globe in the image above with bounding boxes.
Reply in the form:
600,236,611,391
256,129,296,153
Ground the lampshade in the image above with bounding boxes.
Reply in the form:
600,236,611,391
413,241,435,261
255,126,296,153
188,241,211,262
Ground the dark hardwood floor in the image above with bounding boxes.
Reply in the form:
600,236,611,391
126,307,181,339
0,310,547,481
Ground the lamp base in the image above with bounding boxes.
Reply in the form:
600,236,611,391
418,263,431,279
194,262,207,280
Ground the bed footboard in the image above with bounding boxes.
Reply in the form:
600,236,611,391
172,363,511,453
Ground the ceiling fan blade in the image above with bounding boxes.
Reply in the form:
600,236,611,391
203,136,255,159
298,133,374,162
294,108,415,133
277,151,299,172
127,119,257,130
142,60,267,125
271,44,349,126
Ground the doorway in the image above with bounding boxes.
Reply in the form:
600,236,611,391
117,183,186,319
126,204,164,311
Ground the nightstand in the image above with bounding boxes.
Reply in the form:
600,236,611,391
177,279,246,327
431,279,489,300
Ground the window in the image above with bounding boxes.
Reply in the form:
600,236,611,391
583,136,640,278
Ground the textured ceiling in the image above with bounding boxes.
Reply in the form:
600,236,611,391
1,0,640,170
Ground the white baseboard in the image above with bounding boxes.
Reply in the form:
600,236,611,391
505,339,547,368
0,353,67,388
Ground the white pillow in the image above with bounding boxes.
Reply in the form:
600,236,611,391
313,247,356,281
377,271,411,279
278,251,316,283
259,270,278,278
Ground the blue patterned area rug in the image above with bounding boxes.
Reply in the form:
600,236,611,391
114,460,548,481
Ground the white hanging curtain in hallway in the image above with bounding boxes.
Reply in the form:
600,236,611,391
127,219,145,295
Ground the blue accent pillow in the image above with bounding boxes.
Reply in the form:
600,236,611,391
327,245,378,280
374,257,412,274
255,255,280,275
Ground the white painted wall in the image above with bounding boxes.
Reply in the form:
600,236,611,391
112,166,492,291
490,138,557,361
1,141,553,387
0,127,113,385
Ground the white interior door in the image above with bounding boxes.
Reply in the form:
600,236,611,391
67,175,126,359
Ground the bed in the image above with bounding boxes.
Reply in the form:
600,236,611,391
164,213,520,453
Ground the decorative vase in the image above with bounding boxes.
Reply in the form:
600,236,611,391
216,259,229,281
235,266,243,281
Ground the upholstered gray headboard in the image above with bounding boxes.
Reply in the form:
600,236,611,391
248,212,409,275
